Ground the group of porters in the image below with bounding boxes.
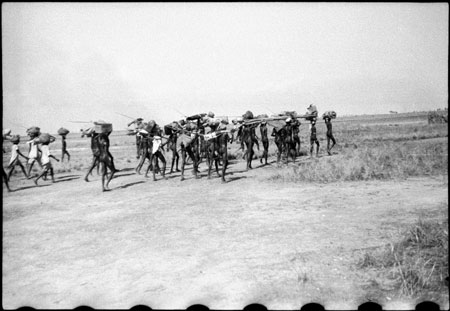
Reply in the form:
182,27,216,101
3,105,337,192
2,126,71,192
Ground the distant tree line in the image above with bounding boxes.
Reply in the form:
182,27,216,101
428,110,448,124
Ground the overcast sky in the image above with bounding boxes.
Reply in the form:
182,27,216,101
2,2,448,133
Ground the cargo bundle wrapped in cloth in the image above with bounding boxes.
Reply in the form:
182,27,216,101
207,118,221,128
186,113,206,121
27,126,41,138
242,110,254,120
305,105,318,121
37,133,56,144
57,127,70,136
322,111,337,119
3,129,12,138
176,133,196,152
277,111,299,118
220,116,229,125
10,134,21,144
164,121,182,136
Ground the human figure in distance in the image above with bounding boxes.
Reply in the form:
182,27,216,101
259,120,269,165
128,118,144,159
293,119,301,156
324,116,336,155
34,141,59,185
310,120,319,157
282,117,296,164
26,136,42,178
61,134,71,162
96,131,117,191
6,135,29,181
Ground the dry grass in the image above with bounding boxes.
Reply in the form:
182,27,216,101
357,214,448,303
269,141,447,183
267,121,448,183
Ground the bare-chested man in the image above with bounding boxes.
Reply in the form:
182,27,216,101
324,117,336,155
310,120,319,157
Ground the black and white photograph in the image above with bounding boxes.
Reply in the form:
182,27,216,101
2,2,448,310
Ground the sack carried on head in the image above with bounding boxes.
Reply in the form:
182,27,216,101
220,116,229,125
185,122,197,131
57,127,70,136
322,111,337,119
242,110,254,120
3,129,12,137
164,124,174,136
186,114,203,121
10,134,20,144
27,126,41,137
305,105,318,121
38,133,56,144
207,118,220,128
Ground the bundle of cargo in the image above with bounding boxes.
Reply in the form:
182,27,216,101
186,113,206,121
164,121,182,136
163,124,174,136
27,126,41,137
57,127,70,136
305,105,318,121
322,111,337,119
10,134,21,144
37,133,56,144
185,122,198,131
207,118,221,128
278,111,299,118
94,121,113,134
176,133,195,151
242,110,254,120
220,116,229,125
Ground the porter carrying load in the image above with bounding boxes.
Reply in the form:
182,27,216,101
94,121,113,134
305,105,318,121
322,111,337,119
27,126,41,138
57,127,70,136
242,110,254,120
37,133,56,144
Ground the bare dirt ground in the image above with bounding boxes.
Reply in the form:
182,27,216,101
2,155,448,310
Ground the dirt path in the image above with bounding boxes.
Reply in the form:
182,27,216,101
2,159,448,309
